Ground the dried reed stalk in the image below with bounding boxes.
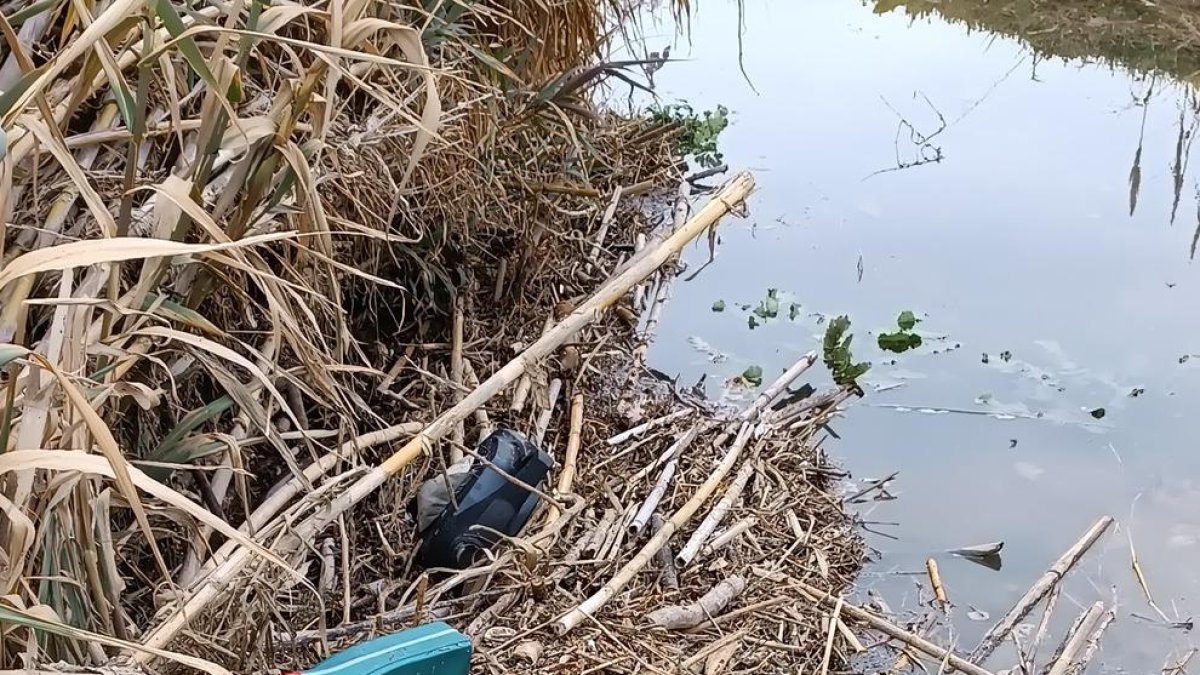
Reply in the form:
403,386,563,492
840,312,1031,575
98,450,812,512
556,351,815,635
676,461,754,568
969,515,1114,664
140,172,756,657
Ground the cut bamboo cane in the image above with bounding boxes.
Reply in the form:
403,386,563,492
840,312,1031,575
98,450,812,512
545,392,583,525
676,462,754,568
646,575,746,630
555,350,815,636
1065,606,1114,675
701,517,756,559
140,172,756,657
629,424,702,534
1046,602,1105,675
792,580,996,675
588,186,624,262
968,516,1114,664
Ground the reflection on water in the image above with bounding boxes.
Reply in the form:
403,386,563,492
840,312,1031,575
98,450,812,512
646,0,1200,670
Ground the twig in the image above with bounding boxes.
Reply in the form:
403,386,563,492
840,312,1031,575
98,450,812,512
926,557,948,611
1065,605,1114,675
588,186,625,262
629,424,702,534
1046,602,1105,675
606,408,692,445
546,393,583,525
969,515,1115,664
677,461,754,568
791,580,996,675
1026,583,1061,673
819,597,845,675
556,351,816,635
532,378,562,447
450,299,465,460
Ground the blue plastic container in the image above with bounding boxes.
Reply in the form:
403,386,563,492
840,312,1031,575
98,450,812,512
300,622,471,675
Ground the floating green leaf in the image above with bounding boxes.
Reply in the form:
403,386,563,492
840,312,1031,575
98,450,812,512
747,315,760,330
1089,407,1106,419
897,310,920,331
878,331,923,353
788,303,800,321
742,365,763,387
711,299,726,312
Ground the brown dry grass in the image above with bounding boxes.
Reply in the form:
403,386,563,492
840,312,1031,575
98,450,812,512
0,0,720,671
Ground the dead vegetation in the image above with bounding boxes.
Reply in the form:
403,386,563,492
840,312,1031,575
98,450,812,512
0,0,880,671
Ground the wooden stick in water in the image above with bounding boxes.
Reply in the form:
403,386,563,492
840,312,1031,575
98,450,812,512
968,515,1114,664
791,580,997,675
926,557,948,610
1046,602,1105,675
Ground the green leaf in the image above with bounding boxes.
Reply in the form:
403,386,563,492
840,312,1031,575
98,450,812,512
748,315,760,330
788,303,799,321
1089,407,1106,419
823,315,870,387
149,0,218,91
897,310,920,331
878,330,923,353
711,299,726,312
742,365,763,387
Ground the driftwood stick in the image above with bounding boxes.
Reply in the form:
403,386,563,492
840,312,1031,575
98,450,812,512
1026,584,1062,673
676,461,754,568
606,408,693,446
1064,605,1114,675
926,557,948,610
646,575,746,630
140,172,758,658
556,350,815,635
629,424,702,534
1046,602,1105,675
969,515,1114,664
649,514,678,590
792,580,996,675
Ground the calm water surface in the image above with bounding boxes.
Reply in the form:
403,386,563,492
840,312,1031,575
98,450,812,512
647,1,1200,670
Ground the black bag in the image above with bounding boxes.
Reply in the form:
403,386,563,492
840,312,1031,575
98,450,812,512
414,429,553,569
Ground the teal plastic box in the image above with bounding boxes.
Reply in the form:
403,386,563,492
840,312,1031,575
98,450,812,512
301,622,471,675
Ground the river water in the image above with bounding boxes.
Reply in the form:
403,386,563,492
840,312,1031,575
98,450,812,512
647,0,1200,670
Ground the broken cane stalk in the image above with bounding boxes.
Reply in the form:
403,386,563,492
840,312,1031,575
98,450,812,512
677,461,754,568
555,350,816,636
792,580,997,675
629,424,702,534
139,172,756,658
969,515,1114,664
